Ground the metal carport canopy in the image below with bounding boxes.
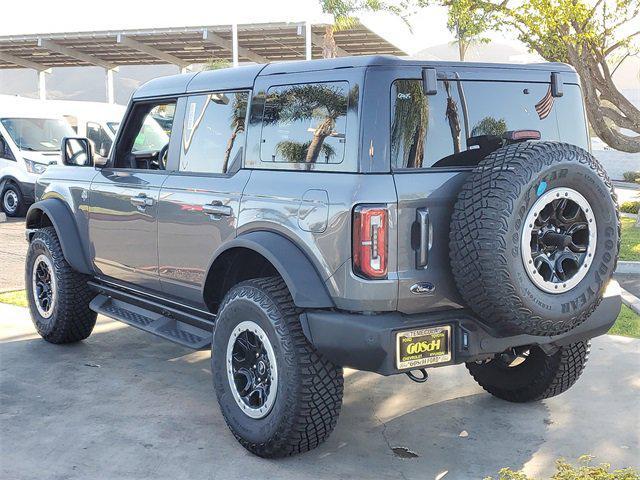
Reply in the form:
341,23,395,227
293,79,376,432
0,22,405,102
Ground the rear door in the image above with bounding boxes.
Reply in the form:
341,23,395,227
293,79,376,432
390,68,564,314
89,100,176,292
157,91,251,306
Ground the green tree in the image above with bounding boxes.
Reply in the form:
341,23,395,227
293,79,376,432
319,0,423,58
443,0,499,60
490,0,640,153
204,59,232,70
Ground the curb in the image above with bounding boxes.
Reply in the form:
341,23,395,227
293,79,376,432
620,212,638,219
621,287,640,315
617,261,640,274
613,181,640,190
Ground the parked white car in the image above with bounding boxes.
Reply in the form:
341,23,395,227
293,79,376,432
44,100,125,158
0,96,76,216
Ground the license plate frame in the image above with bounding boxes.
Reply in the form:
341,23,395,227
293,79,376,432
396,325,452,370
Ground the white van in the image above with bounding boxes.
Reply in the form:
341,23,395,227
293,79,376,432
0,96,76,216
45,100,125,158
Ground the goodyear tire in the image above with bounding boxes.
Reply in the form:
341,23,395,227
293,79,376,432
467,341,590,402
450,142,619,336
211,276,343,458
25,227,97,343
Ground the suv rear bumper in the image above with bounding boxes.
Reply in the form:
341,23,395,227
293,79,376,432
300,281,622,376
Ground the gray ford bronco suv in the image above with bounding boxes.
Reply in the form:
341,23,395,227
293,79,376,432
25,56,621,457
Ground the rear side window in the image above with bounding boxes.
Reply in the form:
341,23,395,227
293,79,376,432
391,79,465,169
180,91,249,174
391,79,570,169
260,81,350,165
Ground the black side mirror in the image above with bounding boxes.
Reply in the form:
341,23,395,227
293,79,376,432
61,137,94,167
422,68,438,95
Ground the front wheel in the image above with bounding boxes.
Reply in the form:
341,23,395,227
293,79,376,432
466,341,590,402
25,227,97,343
211,276,344,458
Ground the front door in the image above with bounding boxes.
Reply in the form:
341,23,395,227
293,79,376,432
157,91,251,306
89,100,177,292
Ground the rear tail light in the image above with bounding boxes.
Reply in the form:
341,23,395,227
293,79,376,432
353,205,388,279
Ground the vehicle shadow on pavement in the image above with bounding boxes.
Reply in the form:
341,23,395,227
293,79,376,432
1,317,638,480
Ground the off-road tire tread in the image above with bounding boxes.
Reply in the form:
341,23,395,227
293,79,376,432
450,142,620,336
466,341,590,402
26,227,96,343
215,276,343,458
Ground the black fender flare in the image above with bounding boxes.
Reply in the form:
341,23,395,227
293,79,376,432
206,231,334,309
26,198,93,275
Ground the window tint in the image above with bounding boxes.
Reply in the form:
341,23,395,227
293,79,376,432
555,84,589,150
132,104,174,153
180,92,249,174
114,100,175,170
86,122,113,157
391,79,565,169
261,82,350,165
463,81,559,144
391,79,466,169
0,133,15,160
0,118,74,152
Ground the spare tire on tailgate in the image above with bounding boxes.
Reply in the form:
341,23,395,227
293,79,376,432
450,141,619,336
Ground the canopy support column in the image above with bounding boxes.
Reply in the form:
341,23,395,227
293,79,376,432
232,24,239,67
305,22,312,60
106,68,115,104
38,70,47,100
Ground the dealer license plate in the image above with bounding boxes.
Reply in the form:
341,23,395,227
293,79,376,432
396,325,452,370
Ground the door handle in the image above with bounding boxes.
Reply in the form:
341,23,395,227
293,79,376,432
130,194,154,209
202,202,232,218
416,208,431,269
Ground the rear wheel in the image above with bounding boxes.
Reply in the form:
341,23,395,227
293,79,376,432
466,341,590,402
450,142,619,336
25,227,97,343
211,276,343,458
2,183,26,217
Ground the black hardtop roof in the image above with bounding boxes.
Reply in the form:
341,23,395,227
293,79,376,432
133,55,576,99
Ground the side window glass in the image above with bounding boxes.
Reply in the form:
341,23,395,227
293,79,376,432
114,101,175,170
260,82,351,165
391,79,466,169
132,104,175,153
86,122,113,157
180,91,249,174
463,81,559,148
0,133,15,160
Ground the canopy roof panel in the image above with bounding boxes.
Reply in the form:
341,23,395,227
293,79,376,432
0,22,405,69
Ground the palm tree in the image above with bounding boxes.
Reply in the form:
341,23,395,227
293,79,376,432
221,93,248,173
391,80,428,168
319,0,416,58
263,83,357,164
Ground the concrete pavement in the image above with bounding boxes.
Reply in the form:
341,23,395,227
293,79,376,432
1,303,639,480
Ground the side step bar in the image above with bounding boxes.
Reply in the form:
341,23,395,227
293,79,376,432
90,294,212,349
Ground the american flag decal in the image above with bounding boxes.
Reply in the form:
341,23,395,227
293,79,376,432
535,86,554,120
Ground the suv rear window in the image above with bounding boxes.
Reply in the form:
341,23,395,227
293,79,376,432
260,81,350,165
391,79,577,169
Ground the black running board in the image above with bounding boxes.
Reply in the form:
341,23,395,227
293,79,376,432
90,294,212,349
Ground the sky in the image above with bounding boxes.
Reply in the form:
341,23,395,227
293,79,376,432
0,0,523,55
1,0,637,93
